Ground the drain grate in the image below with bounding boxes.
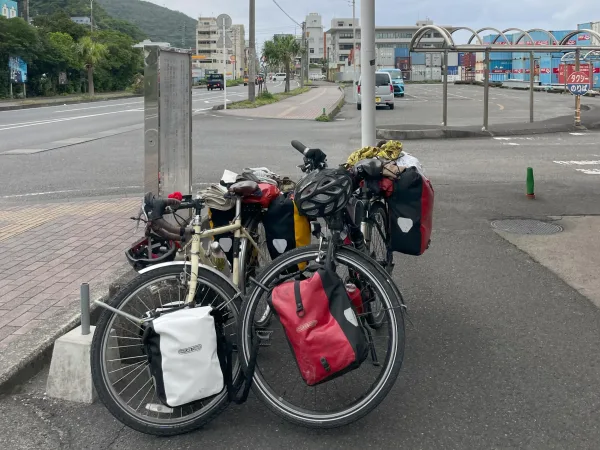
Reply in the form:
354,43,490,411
491,219,563,235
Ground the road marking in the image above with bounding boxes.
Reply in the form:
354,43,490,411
0,186,143,199
569,132,587,136
54,100,143,113
554,160,600,165
497,103,505,110
576,169,600,175
0,109,141,132
505,142,519,146
494,137,511,140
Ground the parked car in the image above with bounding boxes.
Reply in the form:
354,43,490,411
206,73,224,91
309,73,325,81
272,72,287,81
357,71,395,110
379,68,405,97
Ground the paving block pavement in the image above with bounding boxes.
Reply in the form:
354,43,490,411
221,86,344,120
0,198,141,389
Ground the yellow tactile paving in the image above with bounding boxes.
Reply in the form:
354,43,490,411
0,199,140,242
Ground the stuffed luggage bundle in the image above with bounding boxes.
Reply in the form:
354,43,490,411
387,167,434,256
270,268,369,386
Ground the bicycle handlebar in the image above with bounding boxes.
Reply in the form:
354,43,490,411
291,140,307,155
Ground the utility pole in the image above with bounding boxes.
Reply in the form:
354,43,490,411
300,22,306,88
90,0,94,32
360,0,376,147
352,0,357,102
248,0,256,102
181,22,186,48
305,24,309,84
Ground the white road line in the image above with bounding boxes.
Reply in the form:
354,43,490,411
494,137,511,140
576,169,600,175
554,160,600,165
569,132,587,136
505,142,520,146
0,109,141,132
54,100,143,113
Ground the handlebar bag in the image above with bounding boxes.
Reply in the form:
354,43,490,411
263,192,310,261
270,268,369,386
142,307,225,408
387,167,434,256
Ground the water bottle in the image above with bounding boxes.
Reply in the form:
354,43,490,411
209,241,232,278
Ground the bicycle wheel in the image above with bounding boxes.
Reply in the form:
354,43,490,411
365,201,393,329
91,265,240,436
238,215,274,327
238,245,405,428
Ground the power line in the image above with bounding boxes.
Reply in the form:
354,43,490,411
271,0,301,27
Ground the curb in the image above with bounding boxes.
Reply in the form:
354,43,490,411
0,265,135,394
0,94,142,111
315,86,346,121
377,122,598,141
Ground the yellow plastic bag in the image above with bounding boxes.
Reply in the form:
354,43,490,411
346,140,404,167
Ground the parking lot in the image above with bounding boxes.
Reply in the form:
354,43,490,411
342,83,598,128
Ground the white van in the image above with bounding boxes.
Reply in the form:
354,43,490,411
357,71,395,110
272,73,287,81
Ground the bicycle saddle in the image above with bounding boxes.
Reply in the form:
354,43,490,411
354,158,383,178
229,180,260,197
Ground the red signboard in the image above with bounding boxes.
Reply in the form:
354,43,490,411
535,40,549,45
540,68,551,74
558,64,593,84
578,34,590,41
553,67,559,73
567,39,577,45
567,71,590,85
595,67,600,74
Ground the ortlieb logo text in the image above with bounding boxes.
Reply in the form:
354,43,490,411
178,344,202,354
296,320,317,333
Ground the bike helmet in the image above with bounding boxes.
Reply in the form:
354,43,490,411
293,168,353,219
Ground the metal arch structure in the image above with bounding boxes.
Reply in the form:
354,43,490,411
409,24,455,50
408,25,600,131
560,51,579,62
583,50,600,60
514,28,560,45
449,26,484,45
559,29,600,45
469,27,511,45
494,28,535,45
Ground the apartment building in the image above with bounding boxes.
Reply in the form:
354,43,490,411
326,18,453,69
195,17,245,77
305,13,324,64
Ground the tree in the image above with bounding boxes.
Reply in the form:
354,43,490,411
76,36,108,96
263,35,302,92
94,29,142,92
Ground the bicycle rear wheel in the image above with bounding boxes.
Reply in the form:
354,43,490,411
238,245,405,428
91,265,240,436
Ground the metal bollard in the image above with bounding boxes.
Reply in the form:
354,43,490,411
80,283,90,336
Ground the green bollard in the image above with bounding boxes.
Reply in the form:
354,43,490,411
526,167,535,199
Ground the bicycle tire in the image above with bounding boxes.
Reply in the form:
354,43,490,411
365,201,393,329
91,265,240,436
238,245,405,428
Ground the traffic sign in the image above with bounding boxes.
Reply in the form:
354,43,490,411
216,14,232,29
567,71,590,96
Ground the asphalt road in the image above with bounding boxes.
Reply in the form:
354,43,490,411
2,102,600,448
0,80,294,154
342,83,599,127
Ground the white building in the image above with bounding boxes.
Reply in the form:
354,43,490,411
325,19,454,71
196,17,245,78
305,13,324,64
71,16,91,25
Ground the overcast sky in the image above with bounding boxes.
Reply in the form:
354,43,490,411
149,0,600,47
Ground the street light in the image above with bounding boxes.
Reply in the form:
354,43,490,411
90,0,93,32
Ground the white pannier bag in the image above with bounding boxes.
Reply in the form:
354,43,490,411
142,306,224,407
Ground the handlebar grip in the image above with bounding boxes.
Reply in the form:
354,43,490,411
291,140,307,155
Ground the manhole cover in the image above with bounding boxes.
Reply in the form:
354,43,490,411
491,219,563,235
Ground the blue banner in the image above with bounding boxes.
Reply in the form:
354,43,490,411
8,56,27,83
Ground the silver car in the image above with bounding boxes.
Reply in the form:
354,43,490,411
357,71,395,110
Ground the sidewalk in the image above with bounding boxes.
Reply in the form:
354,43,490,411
0,198,140,389
220,86,344,120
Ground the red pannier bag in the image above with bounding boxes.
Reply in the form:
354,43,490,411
270,268,369,386
242,183,280,208
387,167,434,256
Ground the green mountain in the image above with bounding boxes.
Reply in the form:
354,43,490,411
97,0,197,49
29,0,147,41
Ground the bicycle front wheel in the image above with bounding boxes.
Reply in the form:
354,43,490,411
91,265,240,436
238,245,405,428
